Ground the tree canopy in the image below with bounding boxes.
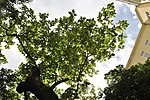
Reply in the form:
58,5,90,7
0,0,32,17
104,58,150,100
0,68,19,99
0,2,128,99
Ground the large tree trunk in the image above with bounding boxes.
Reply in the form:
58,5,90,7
16,66,59,100
15,34,68,99
26,75,59,100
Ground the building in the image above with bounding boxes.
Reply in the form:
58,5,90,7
126,2,150,69
116,0,150,5
117,0,150,69
116,0,141,5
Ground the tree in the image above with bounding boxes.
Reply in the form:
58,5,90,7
0,0,32,17
104,58,150,100
0,68,19,99
0,2,128,99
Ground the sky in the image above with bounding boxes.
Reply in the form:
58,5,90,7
1,0,141,89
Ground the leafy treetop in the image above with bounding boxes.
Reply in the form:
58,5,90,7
104,58,150,100
0,2,128,99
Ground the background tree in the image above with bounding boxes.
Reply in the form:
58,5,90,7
0,0,32,17
0,2,128,99
104,58,150,100
0,68,19,99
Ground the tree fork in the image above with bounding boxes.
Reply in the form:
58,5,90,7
16,66,69,100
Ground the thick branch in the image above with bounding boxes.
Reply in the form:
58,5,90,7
51,78,69,89
16,78,59,100
17,66,59,100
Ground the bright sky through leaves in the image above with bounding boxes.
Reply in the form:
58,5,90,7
1,0,140,89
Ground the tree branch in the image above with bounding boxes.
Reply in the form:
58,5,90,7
1,30,37,66
0,21,37,65
24,91,28,100
74,55,89,99
0,20,17,31
51,78,69,89
15,34,37,66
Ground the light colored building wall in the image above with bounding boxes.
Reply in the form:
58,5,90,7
126,25,150,68
126,2,150,69
135,2,150,24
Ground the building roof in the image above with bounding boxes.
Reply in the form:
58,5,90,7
116,0,150,5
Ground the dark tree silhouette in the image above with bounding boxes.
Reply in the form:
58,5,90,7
104,58,150,100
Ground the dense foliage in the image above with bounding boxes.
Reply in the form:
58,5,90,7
104,58,150,100
0,68,19,99
0,1,128,99
0,0,32,17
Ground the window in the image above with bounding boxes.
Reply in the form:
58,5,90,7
141,51,150,58
146,12,150,19
145,40,150,46
142,0,150,2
